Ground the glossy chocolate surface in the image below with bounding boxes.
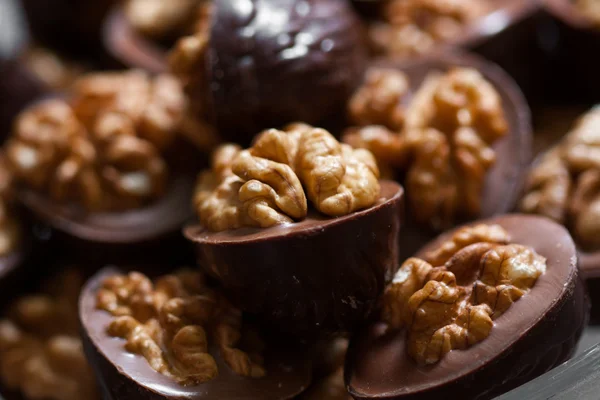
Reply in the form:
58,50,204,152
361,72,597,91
207,0,368,144
451,0,541,49
80,267,311,400
185,181,403,336
346,214,588,400
19,174,194,245
102,7,168,74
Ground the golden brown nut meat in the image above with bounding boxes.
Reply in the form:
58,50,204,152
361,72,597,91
521,107,600,250
5,70,185,211
0,270,98,400
98,270,264,385
382,225,545,365
195,125,381,231
345,67,507,229
370,0,489,57
520,147,571,224
348,68,409,131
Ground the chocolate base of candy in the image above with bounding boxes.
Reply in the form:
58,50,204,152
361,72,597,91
80,267,312,400
19,174,194,245
102,6,168,74
18,175,195,267
345,214,589,400
185,180,404,337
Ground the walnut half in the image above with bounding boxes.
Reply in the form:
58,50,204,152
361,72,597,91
382,224,546,365
369,0,489,57
520,107,600,250
5,70,186,211
195,124,381,232
344,67,508,229
97,270,265,385
0,270,98,400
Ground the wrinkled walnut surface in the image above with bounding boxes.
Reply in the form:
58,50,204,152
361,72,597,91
195,124,381,232
0,270,98,400
344,67,507,229
5,70,186,212
97,269,265,385
168,2,217,151
521,107,600,250
382,224,546,365
369,0,490,57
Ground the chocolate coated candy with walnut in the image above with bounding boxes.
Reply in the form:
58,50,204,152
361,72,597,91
521,107,600,250
382,224,545,365
369,0,489,57
195,125,380,232
5,70,186,212
344,67,508,229
0,270,99,400
97,269,265,385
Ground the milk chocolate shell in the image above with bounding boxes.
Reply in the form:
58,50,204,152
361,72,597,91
79,267,312,400
345,214,588,400
207,0,367,144
385,52,531,257
103,7,168,74
185,180,403,336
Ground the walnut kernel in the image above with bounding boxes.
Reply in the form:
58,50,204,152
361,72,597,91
521,107,600,250
0,270,98,400
6,70,185,211
382,225,545,365
98,270,265,385
344,67,508,229
195,125,381,232
369,0,489,57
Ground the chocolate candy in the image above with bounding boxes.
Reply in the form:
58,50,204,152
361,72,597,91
185,180,403,336
207,0,367,144
79,267,312,400
345,214,588,400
